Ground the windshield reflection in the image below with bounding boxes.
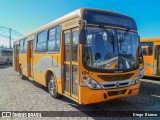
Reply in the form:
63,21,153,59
117,30,139,70
83,26,139,71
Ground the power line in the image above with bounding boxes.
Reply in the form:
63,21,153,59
0,26,23,48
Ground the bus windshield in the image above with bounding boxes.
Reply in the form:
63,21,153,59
83,26,139,71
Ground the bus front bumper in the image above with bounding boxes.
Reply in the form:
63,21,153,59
80,81,140,105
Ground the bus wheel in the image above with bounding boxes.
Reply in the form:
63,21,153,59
6,59,10,65
19,65,25,79
48,74,60,98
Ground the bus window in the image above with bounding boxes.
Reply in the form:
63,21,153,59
20,40,24,53
64,33,70,61
140,42,153,56
34,34,37,52
37,31,47,52
23,38,28,53
72,30,78,62
139,45,143,64
48,25,61,52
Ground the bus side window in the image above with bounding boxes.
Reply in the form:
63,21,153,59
36,31,47,52
20,39,24,53
141,42,153,56
34,34,37,53
23,38,28,53
72,30,78,62
48,25,61,52
139,45,143,64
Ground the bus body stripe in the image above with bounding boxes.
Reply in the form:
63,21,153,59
144,62,153,68
33,56,61,78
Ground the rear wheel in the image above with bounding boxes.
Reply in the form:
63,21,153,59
48,74,60,98
19,65,25,79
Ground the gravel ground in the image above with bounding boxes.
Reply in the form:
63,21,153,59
0,65,160,120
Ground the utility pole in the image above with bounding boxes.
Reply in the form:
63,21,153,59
0,26,23,48
9,28,11,49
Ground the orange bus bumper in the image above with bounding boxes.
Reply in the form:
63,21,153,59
80,81,140,104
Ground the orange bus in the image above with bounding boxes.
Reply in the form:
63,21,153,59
13,8,142,104
141,38,160,77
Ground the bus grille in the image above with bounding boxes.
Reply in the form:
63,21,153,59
100,80,131,89
98,73,134,81
103,82,129,88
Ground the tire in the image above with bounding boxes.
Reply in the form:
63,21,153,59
19,65,25,79
6,59,10,65
48,74,60,98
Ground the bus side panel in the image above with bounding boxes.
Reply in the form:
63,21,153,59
33,53,62,88
143,56,154,76
33,54,45,86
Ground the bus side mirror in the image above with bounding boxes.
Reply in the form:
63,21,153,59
138,35,140,42
79,29,86,44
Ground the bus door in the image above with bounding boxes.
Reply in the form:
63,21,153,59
63,28,79,99
27,40,34,78
157,47,160,76
14,45,19,72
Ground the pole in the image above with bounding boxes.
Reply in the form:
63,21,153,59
9,28,11,48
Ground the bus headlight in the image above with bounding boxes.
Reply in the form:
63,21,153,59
131,67,143,85
139,66,144,78
81,75,102,89
131,74,141,85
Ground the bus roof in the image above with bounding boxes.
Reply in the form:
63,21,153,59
141,38,160,42
15,8,133,43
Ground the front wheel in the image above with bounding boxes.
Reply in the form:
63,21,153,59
48,74,60,98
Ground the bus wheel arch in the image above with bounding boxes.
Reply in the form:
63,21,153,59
45,70,60,98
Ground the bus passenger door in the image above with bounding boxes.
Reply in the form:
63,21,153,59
27,40,34,78
63,28,79,99
14,45,19,72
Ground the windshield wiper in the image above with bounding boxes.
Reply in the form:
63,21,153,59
99,25,115,52
122,28,130,42
99,25,113,40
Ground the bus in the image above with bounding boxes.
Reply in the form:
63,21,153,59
13,8,143,104
139,45,144,77
0,47,12,64
140,38,160,77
